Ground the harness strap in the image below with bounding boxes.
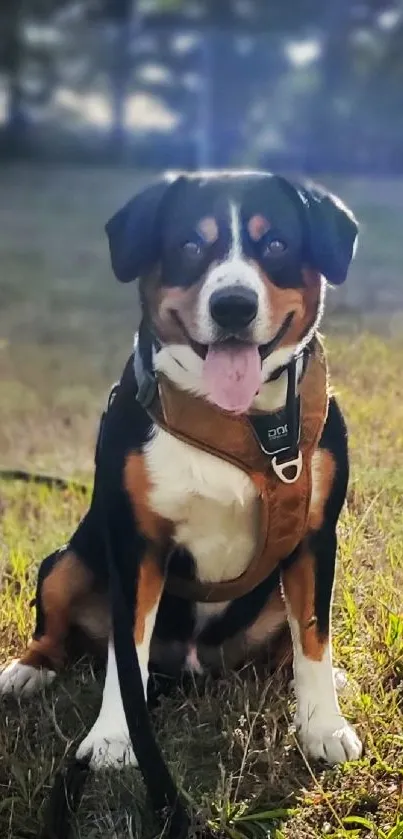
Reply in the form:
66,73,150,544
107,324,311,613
144,340,328,602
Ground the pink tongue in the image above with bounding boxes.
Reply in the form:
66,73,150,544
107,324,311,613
203,343,262,413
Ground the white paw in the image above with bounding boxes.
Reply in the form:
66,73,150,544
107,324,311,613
76,727,138,770
0,660,56,698
296,709,362,765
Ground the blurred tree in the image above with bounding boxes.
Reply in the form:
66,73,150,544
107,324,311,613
103,0,134,157
299,0,403,173
303,0,352,173
0,0,26,153
0,0,402,171
355,15,403,172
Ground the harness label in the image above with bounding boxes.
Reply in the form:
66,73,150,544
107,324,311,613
249,399,300,457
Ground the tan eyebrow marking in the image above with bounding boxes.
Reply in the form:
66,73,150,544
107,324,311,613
197,216,219,244
248,214,271,241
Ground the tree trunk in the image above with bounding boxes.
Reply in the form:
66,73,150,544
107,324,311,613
303,0,351,174
104,0,134,159
1,0,27,155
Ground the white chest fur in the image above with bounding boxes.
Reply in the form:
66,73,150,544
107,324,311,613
145,422,326,631
145,427,260,587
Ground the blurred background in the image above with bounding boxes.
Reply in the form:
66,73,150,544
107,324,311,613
0,0,402,474
2,0,403,171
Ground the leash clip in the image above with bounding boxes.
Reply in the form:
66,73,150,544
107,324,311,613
133,325,160,411
136,369,158,410
272,449,302,483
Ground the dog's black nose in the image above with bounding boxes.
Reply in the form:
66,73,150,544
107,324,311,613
209,286,258,330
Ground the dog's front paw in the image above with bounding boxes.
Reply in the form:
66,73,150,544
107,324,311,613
296,709,362,765
76,726,138,770
0,660,56,698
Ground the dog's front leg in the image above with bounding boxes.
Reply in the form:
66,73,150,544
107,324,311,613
281,532,362,765
76,550,164,770
0,548,94,697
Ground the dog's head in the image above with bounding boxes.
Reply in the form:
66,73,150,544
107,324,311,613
106,171,358,413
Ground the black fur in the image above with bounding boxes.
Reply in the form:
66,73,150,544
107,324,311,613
106,172,358,289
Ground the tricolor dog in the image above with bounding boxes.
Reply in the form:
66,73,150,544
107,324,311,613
0,172,362,779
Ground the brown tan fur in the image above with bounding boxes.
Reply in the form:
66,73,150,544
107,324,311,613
247,214,271,241
252,264,323,350
21,552,94,669
135,553,165,645
141,274,207,347
124,452,172,546
309,449,336,532
281,547,325,662
197,216,219,244
279,447,336,663
124,453,170,648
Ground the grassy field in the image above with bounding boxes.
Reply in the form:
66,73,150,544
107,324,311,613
0,167,402,838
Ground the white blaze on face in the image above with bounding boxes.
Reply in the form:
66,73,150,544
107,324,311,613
195,202,272,413
229,201,242,258
197,202,270,344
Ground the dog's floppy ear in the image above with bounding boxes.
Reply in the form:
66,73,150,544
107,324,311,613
299,185,358,285
105,177,181,282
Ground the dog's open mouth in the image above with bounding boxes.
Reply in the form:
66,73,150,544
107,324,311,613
171,311,294,413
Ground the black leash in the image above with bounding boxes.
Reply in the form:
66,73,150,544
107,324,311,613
0,468,88,493
38,399,190,839
107,517,190,838
41,536,190,839
41,758,90,839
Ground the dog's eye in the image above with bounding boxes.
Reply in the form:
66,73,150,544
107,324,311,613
263,239,287,257
182,241,202,259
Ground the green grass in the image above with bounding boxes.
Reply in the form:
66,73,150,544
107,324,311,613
1,331,402,839
0,168,402,838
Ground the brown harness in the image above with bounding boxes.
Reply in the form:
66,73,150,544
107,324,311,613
145,341,329,603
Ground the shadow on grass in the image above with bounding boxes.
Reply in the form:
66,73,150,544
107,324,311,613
0,658,319,839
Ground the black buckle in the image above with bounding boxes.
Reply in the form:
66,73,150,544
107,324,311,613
132,321,161,411
249,397,300,457
249,356,301,455
136,368,158,410
107,382,120,409
249,355,305,483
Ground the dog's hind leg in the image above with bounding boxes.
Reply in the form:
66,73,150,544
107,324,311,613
0,547,94,697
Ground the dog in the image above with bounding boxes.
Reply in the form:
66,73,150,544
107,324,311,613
0,171,362,777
